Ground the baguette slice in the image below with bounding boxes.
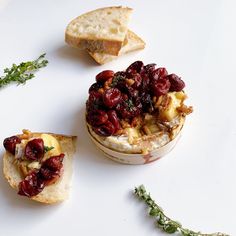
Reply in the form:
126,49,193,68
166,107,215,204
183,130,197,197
3,132,76,204
65,6,133,56
88,30,145,64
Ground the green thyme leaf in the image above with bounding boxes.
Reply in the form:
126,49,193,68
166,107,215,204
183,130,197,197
0,53,48,89
126,99,134,110
44,146,54,153
111,74,125,87
134,185,229,236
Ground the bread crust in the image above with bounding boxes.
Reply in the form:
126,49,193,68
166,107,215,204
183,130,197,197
3,132,76,204
65,35,123,56
65,6,133,55
88,30,145,64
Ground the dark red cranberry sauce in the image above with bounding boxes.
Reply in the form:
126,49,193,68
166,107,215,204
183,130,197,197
25,138,44,161
86,61,185,137
18,154,65,197
3,136,21,155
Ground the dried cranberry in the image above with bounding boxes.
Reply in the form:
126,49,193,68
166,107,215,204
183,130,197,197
18,171,45,197
87,110,108,126
87,91,103,111
141,93,154,112
140,70,150,93
121,93,129,101
107,110,121,131
144,63,156,74
150,68,168,81
88,82,102,93
42,154,64,171
131,73,142,89
39,154,64,185
3,136,21,155
127,87,139,98
103,88,121,108
96,70,114,83
117,99,142,119
152,78,171,97
167,74,185,92
126,61,144,74
25,138,44,161
94,121,115,136
88,90,102,103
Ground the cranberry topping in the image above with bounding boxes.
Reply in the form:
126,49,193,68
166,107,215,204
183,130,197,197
94,121,115,136
18,154,65,197
151,68,168,81
143,63,156,74
25,138,44,161
126,61,144,74
103,88,121,108
107,110,121,132
3,136,21,155
86,61,187,136
18,171,45,197
96,70,114,83
88,82,103,93
152,78,171,97
87,110,108,126
167,74,185,92
39,154,64,185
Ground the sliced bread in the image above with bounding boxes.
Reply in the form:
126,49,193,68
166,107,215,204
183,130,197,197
65,6,133,56
88,30,145,64
3,132,76,204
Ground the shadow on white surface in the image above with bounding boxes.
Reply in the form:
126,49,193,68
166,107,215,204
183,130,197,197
55,45,98,67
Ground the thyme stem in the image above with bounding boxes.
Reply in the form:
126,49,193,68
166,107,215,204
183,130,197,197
134,185,229,236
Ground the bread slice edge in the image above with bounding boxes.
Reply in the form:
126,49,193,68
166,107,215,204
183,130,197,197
88,30,146,64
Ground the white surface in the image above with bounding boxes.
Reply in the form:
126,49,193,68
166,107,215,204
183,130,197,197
0,0,235,235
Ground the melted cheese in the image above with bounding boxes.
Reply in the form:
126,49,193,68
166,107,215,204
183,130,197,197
159,91,185,121
40,134,61,160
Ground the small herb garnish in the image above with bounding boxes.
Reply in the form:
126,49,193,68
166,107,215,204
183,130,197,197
0,53,48,89
126,99,134,110
111,75,125,87
134,185,229,236
44,146,54,153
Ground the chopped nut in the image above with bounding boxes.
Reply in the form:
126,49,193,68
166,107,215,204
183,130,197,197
20,129,32,139
114,129,125,135
152,96,157,103
120,120,131,129
144,113,153,121
19,162,29,177
98,88,105,94
177,105,193,115
126,78,135,86
131,116,143,128
142,125,152,135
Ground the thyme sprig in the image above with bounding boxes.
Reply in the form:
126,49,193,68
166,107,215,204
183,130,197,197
134,185,229,236
0,53,48,88
44,146,54,153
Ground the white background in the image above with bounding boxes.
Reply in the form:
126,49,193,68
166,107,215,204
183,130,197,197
0,0,235,235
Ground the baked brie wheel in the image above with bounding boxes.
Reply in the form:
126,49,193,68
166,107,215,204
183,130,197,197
3,129,76,204
86,61,192,164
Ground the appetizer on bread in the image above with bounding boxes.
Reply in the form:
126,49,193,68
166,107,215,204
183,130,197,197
3,130,76,204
